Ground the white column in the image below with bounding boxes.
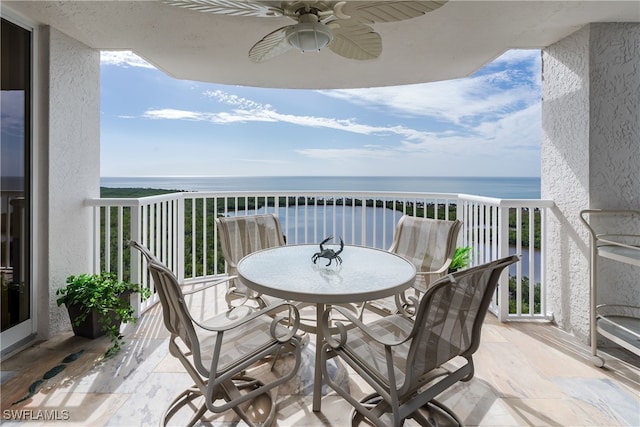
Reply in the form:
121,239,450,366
541,23,640,341
42,26,100,338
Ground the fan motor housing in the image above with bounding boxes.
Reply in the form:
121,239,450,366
286,22,333,52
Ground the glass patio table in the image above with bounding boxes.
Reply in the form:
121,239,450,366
237,244,416,412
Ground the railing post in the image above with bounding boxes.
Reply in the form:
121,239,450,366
117,207,124,283
176,194,185,283
92,205,101,274
459,197,468,250
129,203,141,318
540,207,548,318
104,207,111,273
498,204,510,321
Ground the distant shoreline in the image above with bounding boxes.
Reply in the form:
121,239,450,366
101,176,541,199
100,187,183,198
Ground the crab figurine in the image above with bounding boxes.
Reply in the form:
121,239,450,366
312,236,344,266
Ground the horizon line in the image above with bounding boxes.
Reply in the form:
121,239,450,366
100,175,542,179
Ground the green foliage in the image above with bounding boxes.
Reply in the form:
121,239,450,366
380,200,457,220
508,208,541,249
56,272,151,357
100,187,179,198
449,246,472,272
508,275,541,314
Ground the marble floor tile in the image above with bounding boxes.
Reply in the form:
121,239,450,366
498,396,627,427
474,341,568,399
553,377,640,426
3,391,131,426
2,294,639,427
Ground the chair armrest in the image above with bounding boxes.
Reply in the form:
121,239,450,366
181,275,236,295
321,305,413,349
190,301,300,341
416,263,452,281
417,266,449,278
412,266,451,293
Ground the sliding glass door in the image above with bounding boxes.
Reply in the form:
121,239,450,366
1,16,33,351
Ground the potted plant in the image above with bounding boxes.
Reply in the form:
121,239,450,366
449,246,472,273
56,272,150,357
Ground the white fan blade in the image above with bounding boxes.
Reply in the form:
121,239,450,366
328,21,381,60
340,1,447,23
249,26,295,62
161,0,283,17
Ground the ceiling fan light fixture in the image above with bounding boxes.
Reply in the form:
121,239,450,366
286,21,333,52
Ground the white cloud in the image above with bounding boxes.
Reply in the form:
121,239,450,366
294,102,541,164
321,74,537,126
100,51,156,69
295,146,397,161
143,109,203,120
238,158,288,164
115,49,541,176
143,71,540,151
474,102,541,147
319,49,541,125
142,95,437,140
203,90,267,110
491,49,540,67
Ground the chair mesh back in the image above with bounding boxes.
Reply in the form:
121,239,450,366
130,242,197,353
148,261,198,352
390,216,461,290
216,214,286,293
408,256,517,380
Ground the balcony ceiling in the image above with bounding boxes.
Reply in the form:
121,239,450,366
5,1,640,89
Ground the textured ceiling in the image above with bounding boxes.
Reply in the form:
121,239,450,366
5,1,640,89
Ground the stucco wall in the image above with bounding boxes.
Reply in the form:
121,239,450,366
542,23,640,342
541,26,591,339
44,27,100,338
589,24,640,310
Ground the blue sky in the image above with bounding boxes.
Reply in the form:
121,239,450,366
100,49,541,177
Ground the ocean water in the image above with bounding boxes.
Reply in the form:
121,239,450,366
101,176,541,199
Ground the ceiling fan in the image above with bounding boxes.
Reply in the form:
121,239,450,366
161,1,447,62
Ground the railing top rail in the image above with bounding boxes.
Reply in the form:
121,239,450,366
87,190,463,207
86,192,184,207
458,193,554,208
180,190,460,199
88,190,554,209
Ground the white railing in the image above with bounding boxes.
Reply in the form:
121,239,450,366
87,191,554,321
459,194,554,321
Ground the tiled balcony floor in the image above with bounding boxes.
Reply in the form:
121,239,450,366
2,283,639,426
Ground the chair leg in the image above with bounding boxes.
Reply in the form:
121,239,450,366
416,399,464,427
270,331,309,371
219,376,277,427
352,393,465,427
162,386,207,427
229,392,276,427
353,393,399,427
161,377,279,427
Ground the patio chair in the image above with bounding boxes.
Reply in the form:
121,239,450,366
216,214,286,308
321,255,519,427
367,215,462,316
129,240,302,427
